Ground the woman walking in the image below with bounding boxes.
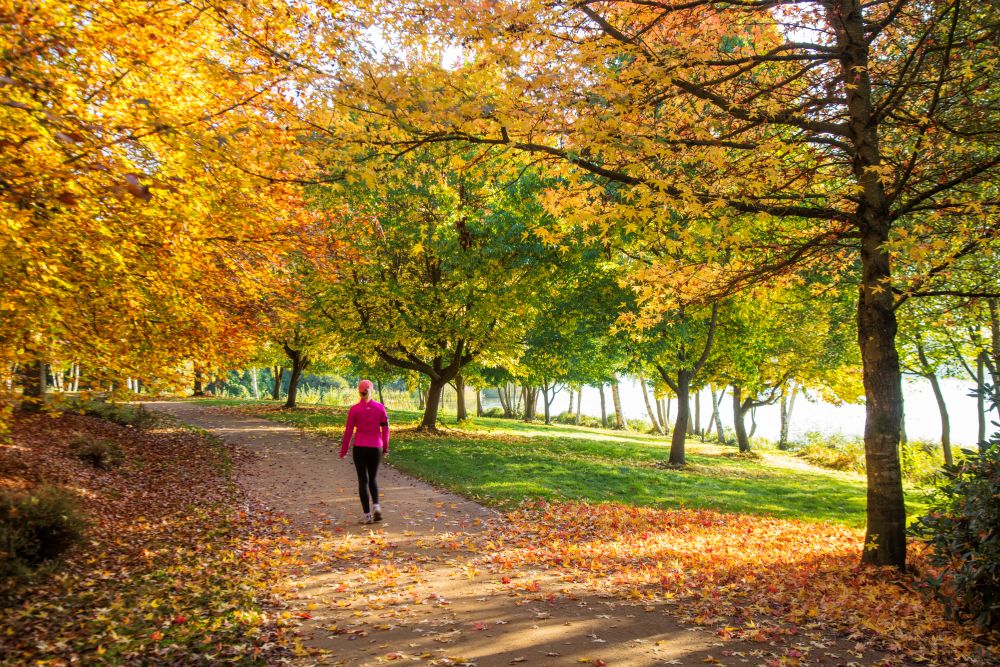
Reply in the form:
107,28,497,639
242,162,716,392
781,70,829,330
339,379,390,524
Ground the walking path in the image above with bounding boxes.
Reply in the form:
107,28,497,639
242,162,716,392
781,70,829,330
146,402,799,666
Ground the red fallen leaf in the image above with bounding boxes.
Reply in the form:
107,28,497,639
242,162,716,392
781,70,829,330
387,652,402,660
501,576,512,584
594,661,607,666
172,615,187,625
296,612,312,619
150,631,164,641
472,622,487,631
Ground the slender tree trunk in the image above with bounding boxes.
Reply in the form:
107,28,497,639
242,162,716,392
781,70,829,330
610,378,625,430
694,390,702,438
989,299,1000,416
496,385,510,417
71,363,80,393
748,407,758,440
779,386,797,450
640,377,665,435
194,368,205,397
376,378,384,405
418,382,426,410
686,397,695,436
665,397,671,428
977,353,987,451
598,384,608,428
711,385,727,444
455,373,468,421
19,360,46,412
567,389,575,414
732,386,751,452
575,389,582,425
542,384,551,424
476,387,483,417
654,392,667,434
251,368,260,400
915,340,951,465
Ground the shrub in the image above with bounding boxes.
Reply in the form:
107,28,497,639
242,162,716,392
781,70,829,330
790,431,866,473
0,486,85,579
77,401,156,429
901,439,949,486
911,438,1000,630
71,435,123,470
482,407,508,418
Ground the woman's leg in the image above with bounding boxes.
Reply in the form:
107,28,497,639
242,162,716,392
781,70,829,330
352,447,371,514
365,449,381,508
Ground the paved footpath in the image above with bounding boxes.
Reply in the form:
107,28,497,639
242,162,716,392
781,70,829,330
147,402,774,667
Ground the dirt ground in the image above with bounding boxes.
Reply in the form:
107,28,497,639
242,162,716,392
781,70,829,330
148,402,889,667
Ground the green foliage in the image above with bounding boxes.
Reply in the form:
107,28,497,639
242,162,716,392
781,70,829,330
0,486,85,580
901,440,950,486
912,439,1000,630
552,410,603,428
71,435,124,470
792,432,867,473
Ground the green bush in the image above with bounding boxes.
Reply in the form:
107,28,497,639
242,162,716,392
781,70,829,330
901,439,949,486
71,435,123,470
791,432,866,473
911,438,1000,630
482,407,509,418
0,486,85,579
77,400,156,429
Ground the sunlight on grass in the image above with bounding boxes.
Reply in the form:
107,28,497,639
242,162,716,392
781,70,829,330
198,398,930,527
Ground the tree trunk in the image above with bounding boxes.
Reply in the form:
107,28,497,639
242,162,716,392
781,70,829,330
686,397,695,436
418,383,426,410
251,367,260,400
421,376,446,429
71,363,80,393
915,340,951,466
779,386,797,450
748,407,757,440
710,385,727,444
282,344,310,409
19,360,46,412
193,368,205,397
598,384,608,428
668,372,690,464
694,389,702,439
567,389,575,414
610,378,625,430
977,352,987,451
640,376,664,435
575,389,582,425
542,383,551,424
989,298,1000,416
665,396,671,427
522,386,537,421
732,386,751,453
654,392,667,434
455,373,468,421
496,385,510,417
270,366,283,401
476,387,483,417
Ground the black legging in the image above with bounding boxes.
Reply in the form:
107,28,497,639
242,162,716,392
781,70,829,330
352,446,381,514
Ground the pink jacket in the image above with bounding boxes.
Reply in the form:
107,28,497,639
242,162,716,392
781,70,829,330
340,400,389,456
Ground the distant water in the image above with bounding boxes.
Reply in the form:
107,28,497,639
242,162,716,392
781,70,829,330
480,377,989,448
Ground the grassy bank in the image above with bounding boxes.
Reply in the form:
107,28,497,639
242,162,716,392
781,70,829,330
198,398,932,527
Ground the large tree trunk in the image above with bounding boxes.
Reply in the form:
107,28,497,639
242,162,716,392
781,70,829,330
833,0,906,568
19,360,46,412
522,386,537,421
421,376,446,429
455,373,468,421
779,386,797,450
640,376,665,435
668,372,690,464
732,386,751,453
598,384,608,428
610,378,626,430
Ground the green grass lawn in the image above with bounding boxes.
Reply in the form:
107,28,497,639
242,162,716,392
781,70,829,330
193,397,931,528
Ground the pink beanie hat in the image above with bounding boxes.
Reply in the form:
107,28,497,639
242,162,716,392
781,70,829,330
358,379,374,394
